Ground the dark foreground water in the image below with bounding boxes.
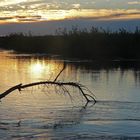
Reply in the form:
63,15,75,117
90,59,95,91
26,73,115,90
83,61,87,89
0,51,140,140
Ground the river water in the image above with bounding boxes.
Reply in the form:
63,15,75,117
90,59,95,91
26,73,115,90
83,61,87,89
0,50,140,139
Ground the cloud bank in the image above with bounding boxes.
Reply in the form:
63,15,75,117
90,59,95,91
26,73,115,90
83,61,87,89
0,0,140,23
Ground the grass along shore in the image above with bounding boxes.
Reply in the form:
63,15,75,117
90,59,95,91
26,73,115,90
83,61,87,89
0,27,140,60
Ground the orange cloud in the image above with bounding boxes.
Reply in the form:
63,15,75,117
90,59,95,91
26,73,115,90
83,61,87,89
0,8,140,23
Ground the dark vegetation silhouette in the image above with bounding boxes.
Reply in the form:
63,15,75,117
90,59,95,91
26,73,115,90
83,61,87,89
0,26,140,59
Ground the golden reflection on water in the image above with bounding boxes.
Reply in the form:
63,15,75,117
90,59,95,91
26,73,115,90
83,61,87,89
30,62,45,74
0,51,64,90
28,59,64,81
0,50,140,102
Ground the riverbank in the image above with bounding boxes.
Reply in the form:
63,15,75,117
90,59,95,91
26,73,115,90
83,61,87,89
0,27,140,60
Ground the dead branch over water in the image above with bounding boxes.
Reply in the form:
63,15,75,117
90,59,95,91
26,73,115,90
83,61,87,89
0,84,22,100
0,64,96,103
0,81,96,103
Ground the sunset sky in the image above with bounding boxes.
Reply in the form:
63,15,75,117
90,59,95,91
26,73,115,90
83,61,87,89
0,0,140,35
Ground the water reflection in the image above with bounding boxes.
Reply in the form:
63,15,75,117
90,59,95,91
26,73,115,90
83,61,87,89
30,62,45,74
0,101,94,139
28,60,57,80
0,51,140,101
1,51,140,139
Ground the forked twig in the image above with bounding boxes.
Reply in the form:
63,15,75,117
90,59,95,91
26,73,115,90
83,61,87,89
54,62,66,82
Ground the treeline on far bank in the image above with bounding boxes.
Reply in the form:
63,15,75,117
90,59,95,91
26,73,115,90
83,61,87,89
0,26,140,60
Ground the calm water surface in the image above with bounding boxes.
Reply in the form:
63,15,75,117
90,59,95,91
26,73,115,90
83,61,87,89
0,51,140,139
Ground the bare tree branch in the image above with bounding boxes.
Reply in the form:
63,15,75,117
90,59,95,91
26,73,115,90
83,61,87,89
54,62,66,82
0,81,96,103
0,63,96,103
0,84,22,99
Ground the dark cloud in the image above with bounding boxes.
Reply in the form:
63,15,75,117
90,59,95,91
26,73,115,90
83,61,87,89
16,15,42,22
108,12,140,18
15,15,41,19
0,15,42,22
0,17,13,20
69,11,140,20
